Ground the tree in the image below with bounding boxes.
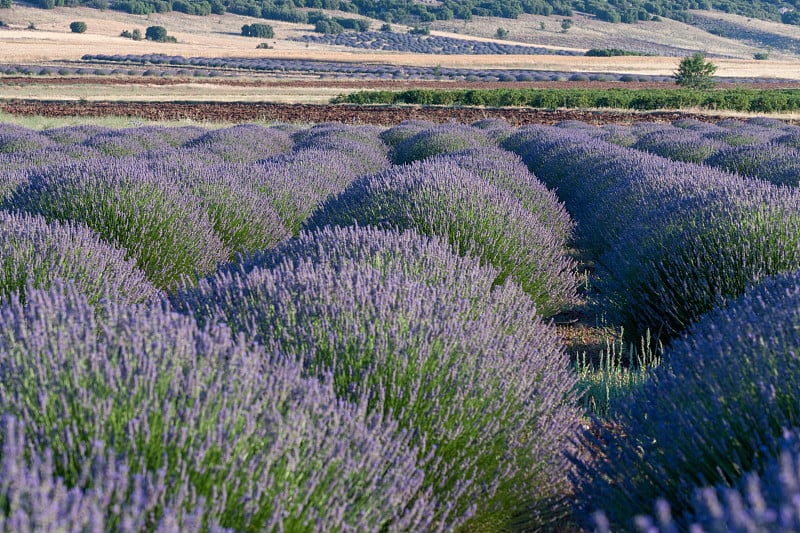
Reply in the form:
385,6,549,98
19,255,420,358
242,23,273,38
145,25,168,42
69,21,87,33
674,52,717,89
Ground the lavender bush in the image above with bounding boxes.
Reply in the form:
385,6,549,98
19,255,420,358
291,122,388,156
598,124,637,147
0,126,58,155
632,128,725,163
392,124,492,165
305,159,579,316
379,120,436,147
4,158,229,289
42,124,115,145
705,143,800,186
0,415,225,533
0,281,433,531
84,130,174,157
574,268,800,528
173,225,583,531
183,124,293,163
593,442,800,532
0,210,158,304
437,146,574,242
252,146,389,233
141,153,291,257
774,129,800,148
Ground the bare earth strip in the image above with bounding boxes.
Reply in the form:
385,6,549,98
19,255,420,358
3,100,799,126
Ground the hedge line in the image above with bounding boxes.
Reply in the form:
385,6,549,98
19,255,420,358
334,87,800,112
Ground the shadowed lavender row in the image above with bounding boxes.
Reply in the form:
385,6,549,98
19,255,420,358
575,267,800,530
503,124,800,341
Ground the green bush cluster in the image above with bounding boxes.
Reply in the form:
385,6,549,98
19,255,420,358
241,22,273,37
69,21,86,33
336,87,800,113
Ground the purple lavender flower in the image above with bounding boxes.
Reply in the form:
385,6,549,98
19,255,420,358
392,123,492,164
441,146,575,242
574,268,800,528
305,158,579,316
183,124,293,162
0,281,433,531
705,142,800,186
0,210,159,304
173,225,583,531
4,158,229,289
379,120,436,147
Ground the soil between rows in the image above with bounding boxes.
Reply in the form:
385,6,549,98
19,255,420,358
0,99,765,126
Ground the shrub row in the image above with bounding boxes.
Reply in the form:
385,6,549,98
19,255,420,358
0,123,390,290
0,280,434,531
337,87,800,112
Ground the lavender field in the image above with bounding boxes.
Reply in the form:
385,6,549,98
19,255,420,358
1,116,800,532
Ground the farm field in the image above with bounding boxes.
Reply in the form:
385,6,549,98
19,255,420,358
3,1,800,531
1,113,800,531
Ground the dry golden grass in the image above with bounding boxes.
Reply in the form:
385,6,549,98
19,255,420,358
0,4,798,80
0,80,350,103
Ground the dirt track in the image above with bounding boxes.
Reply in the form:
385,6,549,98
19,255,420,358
0,99,765,126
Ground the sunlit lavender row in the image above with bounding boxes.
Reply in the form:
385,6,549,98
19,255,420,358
1,116,800,531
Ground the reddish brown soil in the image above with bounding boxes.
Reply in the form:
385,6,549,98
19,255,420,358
0,99,759,126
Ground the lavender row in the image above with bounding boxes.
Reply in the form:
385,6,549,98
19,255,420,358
305,145,579,316
0,280,433,531
79,53,684,82
594,446,800,532
0,123,390,290
289,31,582,55
574,267,800,529
172,225,583,531
576,118,800,185
503,124,800,341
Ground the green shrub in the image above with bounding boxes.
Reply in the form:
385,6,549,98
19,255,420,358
69,21,86,33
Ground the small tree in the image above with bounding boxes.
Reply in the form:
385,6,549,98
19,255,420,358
242,23,273,38
145,25,168,42
69,21,87,33
496,27,509,39
674,52,717,89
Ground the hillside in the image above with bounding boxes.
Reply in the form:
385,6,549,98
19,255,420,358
3,0,800,29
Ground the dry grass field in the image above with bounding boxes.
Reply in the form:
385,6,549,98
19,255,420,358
0,5,799,75
0,4,799,106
